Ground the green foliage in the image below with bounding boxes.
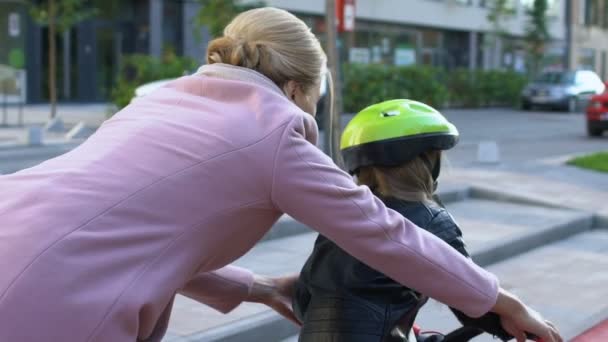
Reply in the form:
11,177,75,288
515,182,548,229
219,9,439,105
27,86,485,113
524,0,551,77
110,50,198,109
27,0,97,32
568,152,608,173
194,0,266,38
342,64,527,113
487,0,516,38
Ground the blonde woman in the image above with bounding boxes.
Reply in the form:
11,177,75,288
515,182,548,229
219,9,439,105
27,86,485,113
0,8,560,342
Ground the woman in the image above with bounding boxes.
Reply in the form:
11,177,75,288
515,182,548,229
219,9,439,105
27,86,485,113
0,7,560,342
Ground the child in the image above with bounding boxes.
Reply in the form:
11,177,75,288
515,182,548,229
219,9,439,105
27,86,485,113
293,99,513,342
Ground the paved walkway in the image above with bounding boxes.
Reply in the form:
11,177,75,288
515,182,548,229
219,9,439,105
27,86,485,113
0,104,110,146
442,165,608,217
415,230,608,341
161,192,595,341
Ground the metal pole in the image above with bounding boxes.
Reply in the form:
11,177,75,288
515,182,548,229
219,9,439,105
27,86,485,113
325,0,344,168
2,81,7,127
18,71,24,127
63,29,71,99
564,0,572,70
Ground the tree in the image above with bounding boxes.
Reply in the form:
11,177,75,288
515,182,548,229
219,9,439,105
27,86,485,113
195,0,265,38
486,0,516,69
28,0,97,118
524,0,550,77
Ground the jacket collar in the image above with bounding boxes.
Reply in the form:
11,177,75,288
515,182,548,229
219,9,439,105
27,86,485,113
196,63,285,97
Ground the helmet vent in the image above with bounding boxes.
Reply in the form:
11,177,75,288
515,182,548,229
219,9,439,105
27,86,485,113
381,110,400,117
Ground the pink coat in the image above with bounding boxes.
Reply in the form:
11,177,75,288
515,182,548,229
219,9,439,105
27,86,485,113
0,64,498,341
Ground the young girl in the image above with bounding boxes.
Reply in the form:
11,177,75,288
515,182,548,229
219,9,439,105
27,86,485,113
293,99,515,342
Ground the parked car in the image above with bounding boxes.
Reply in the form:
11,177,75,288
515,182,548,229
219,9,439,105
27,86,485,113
132,70,329,128
133,79,177,98
521,70,606,112
586,82,608,137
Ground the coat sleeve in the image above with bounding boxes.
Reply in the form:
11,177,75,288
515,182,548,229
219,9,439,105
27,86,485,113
179,265,254,314
270,116,499,318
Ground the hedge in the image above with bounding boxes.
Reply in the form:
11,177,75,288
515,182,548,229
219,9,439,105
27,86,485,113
343,63,528,113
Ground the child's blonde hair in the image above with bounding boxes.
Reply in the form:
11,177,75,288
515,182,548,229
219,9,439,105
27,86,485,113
357,151,441,202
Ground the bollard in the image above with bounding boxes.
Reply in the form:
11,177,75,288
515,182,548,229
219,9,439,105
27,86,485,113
477,140,500,164
28,125,44,146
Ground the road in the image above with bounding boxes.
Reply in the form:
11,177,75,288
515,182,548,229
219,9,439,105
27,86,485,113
1,108,606,174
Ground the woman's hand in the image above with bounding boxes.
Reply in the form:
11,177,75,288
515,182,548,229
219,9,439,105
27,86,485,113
246,274,301,326
492,288,562,342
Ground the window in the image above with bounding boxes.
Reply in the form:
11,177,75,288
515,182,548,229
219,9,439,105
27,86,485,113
579,48,596,70
521,0,559,16
482,0,516,10
535,71,575,84
584,0,601,26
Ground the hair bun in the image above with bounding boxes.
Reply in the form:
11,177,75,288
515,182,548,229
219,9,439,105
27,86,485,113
206,36,265,69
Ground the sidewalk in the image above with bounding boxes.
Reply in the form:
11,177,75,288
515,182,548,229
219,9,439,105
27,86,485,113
442,164,608,218
161,166,605,341
0,103,110,146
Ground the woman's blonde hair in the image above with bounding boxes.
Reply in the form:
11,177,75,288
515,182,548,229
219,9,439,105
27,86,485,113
357,151,441,203
206,7,327,94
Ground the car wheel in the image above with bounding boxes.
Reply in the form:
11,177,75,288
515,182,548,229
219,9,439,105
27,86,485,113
587,125,603,137
567,96,579,113
521,101,532,110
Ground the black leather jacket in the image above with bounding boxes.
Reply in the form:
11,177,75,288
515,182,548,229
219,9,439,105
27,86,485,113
293,197,511,342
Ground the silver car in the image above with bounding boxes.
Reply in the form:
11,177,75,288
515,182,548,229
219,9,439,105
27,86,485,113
521,70,606,112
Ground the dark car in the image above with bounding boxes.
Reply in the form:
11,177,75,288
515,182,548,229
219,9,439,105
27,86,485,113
586,82,608,137
521,70,606,112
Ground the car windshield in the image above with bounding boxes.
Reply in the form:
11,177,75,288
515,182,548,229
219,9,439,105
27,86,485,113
534,72,575,85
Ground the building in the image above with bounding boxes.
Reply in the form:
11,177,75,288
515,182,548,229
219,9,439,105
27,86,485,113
566,0,608,80
2,0,604,104
269,0,567,71
1,0,207,104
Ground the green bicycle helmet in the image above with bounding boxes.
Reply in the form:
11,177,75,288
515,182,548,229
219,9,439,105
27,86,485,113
340,99,459,175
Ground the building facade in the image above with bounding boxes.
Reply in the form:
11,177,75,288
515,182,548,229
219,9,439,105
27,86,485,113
3,0,606,104
567,0,608,80
268,0,567,72
1,0,207,104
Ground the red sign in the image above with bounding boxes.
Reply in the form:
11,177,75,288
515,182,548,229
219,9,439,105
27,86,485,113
336,0,356,32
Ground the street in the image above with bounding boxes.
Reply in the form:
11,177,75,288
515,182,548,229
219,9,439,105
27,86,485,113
443,108,607,167
2,107,605,174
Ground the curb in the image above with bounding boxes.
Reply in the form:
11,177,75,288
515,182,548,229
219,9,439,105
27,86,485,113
0,143,79,161
180,311,299,342
593,215,608,229
469,186,572,211
569,308,608,341
472,213,594,267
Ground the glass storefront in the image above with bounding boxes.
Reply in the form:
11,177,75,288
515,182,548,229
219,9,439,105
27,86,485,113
579,48,596,70
300,14,471,70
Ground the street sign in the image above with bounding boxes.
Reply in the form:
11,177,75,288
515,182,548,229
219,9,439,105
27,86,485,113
9,13,20,37
336,0,355,32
